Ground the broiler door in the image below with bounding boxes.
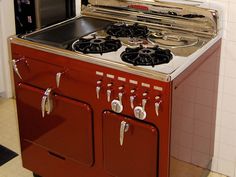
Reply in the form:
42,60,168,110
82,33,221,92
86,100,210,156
103,111,159,177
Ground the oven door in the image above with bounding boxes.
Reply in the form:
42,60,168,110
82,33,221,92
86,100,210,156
16,83,94,167
103,111,159,177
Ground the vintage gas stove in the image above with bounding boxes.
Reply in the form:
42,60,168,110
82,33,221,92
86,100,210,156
10,0,222,177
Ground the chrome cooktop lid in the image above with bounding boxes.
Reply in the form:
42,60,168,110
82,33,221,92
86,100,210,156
82,0,219,37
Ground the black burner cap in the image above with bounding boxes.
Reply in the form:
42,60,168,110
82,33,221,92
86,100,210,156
121,45,173,67
106,23,149,38
72,36,122,55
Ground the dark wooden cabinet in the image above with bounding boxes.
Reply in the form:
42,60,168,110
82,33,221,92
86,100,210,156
103,111,159,177
16,83,94,167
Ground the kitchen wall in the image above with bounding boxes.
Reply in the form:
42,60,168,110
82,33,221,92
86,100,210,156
0,13,5,93
0,0,16,98
197,0,236,176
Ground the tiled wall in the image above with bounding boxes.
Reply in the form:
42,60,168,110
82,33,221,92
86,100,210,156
201,0,236,176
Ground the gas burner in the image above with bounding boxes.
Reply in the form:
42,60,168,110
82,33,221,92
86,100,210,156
120,37,151,48
72,36,122,55
148,31,199,48
106,23,149,38
121,45,173,67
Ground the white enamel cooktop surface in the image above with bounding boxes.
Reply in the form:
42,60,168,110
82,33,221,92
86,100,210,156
84,46,186,75
78,32,222,80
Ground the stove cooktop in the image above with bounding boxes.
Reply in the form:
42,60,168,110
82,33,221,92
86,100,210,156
23,16,213,75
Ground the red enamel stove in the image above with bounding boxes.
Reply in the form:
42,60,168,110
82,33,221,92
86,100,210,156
10,0,222,177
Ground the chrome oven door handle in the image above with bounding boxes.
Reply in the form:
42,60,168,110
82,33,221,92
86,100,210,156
56,70,67,88
41,95,47,118
120,121,129,146
56,72,62,88
41,88,53,118
12,59,23,80
155,101,162,117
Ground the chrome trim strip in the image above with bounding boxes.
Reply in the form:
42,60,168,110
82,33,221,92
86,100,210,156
9,37,171,82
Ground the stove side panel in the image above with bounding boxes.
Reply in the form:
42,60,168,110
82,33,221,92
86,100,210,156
170,39,222,177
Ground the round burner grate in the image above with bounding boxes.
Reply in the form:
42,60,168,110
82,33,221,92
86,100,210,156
106,23,149,38
72,36,122,55
148,31,199,48
121,45,173,67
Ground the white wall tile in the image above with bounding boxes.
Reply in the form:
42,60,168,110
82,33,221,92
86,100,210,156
218,159,235,176
223,77,236,96
221,111,236,130
220,128,236,147
214,126,221,141
224,22,236,42
228,2,236,23
222,94,236,114
219,144,236,161
224,60,236,78
211,157,219,172
223,41,236,62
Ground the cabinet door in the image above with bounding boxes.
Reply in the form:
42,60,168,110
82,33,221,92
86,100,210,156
16,83,93,167
103,111,158,177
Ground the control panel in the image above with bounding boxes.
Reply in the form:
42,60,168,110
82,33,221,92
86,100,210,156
95,71,163,120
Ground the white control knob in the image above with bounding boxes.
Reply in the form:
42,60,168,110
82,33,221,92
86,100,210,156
111,100,123,113
134,106,147,120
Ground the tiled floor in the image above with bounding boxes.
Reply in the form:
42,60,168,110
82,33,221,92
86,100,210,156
0,98,228,177
0,98,33,177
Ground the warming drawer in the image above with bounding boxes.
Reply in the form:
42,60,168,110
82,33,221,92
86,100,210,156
103,111,159,177
21,141,91,177
16,83,94,167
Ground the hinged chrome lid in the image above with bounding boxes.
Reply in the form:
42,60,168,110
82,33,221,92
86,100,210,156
81,0,219,37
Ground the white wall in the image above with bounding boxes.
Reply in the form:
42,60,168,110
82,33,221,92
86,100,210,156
76,0,82,16
0,0,16,98
0,12,5,93
206,0,236,176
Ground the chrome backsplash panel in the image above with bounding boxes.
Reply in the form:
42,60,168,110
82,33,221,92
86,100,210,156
82,0,219,37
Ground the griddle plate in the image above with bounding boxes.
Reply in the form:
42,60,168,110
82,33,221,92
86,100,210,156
24,17,113,49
